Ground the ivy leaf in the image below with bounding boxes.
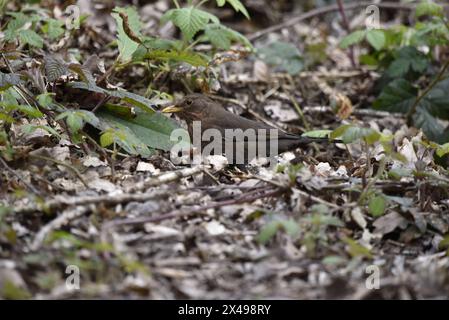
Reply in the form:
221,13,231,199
339,30,366,49
366,29,386,51
416,0,443,18
215,0,249,19
373,79,417,113
258,41,303,75
111,7,142,63
19,29,44,48
201,23,252,50
161,7,219,41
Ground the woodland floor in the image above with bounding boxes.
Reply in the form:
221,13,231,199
1,0,449,299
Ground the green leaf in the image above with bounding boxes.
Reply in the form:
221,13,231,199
416,0,443,17
42,19,65,39
435,142,449,157
301,130,332,138
413,107,445,143
257,218,300,244
215,0,250,19
16,105,43,118
366,29,386,51
330,125,381,144
111,7,142,62
19,29,44,48
21,124,61,138
339,30,366,49
68,82,168,113
342,236,372,259
100,130,115,147
386,47,429,78
373,79,417,113
368,195,387,217
144,49,208,67
96,107,180,154
57,110,100,134
201,23,252,50
258,41,303,75
161,7,219,41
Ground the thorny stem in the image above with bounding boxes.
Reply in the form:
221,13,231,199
405,59,449,126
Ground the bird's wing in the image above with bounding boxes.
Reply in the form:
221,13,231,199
202,107,296,142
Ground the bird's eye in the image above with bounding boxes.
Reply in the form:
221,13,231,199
186,99,193,106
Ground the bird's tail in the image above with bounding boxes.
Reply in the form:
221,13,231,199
296,136,342,146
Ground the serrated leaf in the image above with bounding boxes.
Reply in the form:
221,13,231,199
161,7,219,41
366,29,386,51
112,7,142,62
201,23,252,49
43,19,65,40
386,47,429,78
19,29,44,48
216,0,249,19
413,107,445,143
373,79,417,113
44,55,69,82
339,30,366,49
416,0,443,17
144,49,208,67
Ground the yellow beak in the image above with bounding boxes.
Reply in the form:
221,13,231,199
161,105,183,113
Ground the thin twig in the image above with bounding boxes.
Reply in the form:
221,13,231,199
248,2,417,41
336,0,356,67
101,187,284,242
0,156,41,195
28,154,90,189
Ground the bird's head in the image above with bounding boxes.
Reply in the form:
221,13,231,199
161,93,212,122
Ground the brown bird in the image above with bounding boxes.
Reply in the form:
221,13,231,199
162,94,333,164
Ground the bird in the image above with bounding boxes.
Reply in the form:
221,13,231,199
161,93,334,164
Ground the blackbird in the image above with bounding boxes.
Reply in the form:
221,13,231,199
162,94,333,164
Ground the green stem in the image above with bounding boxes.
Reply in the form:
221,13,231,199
405,59,449,126
173,0,180,8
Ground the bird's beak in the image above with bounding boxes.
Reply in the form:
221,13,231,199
161,105,183,113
